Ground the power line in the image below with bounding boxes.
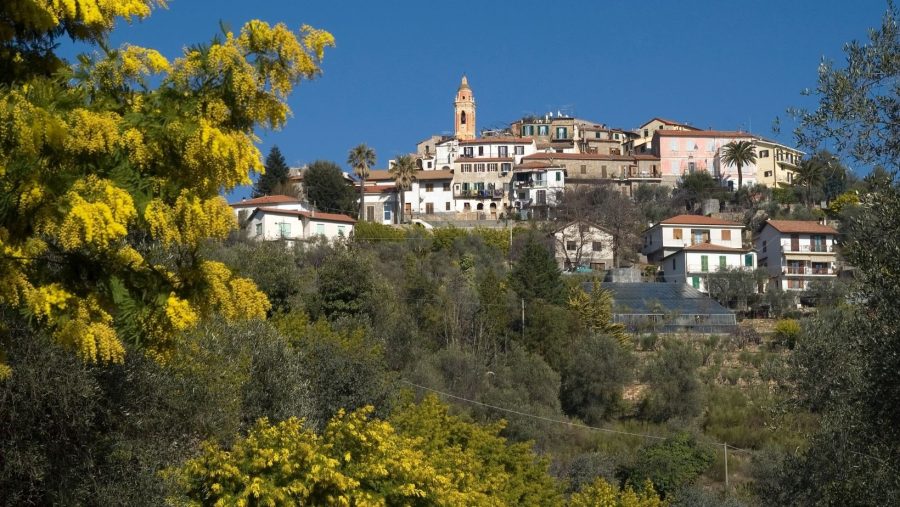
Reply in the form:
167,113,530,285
398,379,752,453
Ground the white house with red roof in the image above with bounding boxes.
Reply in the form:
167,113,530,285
643,214,746,263
755,219,839,291
243,207,355,245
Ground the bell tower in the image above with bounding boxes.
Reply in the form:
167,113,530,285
454,75,476,140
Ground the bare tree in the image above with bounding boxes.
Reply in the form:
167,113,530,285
556,185,643,268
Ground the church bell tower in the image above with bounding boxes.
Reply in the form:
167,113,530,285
454,75,476,140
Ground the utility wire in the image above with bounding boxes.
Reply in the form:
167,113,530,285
399,379,752,453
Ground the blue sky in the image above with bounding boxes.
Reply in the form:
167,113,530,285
65,0,888,198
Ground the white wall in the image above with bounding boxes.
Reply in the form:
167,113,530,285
406,180,454,214
663,250,756,293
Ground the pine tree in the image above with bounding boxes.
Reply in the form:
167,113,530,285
253,146,291,197
510,233,565,304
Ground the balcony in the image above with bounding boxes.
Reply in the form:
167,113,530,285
686,265,755,273
783,266,835,276
514,179,546,189
781,243,835,253
453,188,505,199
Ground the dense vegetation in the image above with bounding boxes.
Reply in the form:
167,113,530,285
1,1,898,505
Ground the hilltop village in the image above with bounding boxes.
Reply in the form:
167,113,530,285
233,75,853,319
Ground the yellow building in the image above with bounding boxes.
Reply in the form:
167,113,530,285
454,75,476,140
755,138,803,188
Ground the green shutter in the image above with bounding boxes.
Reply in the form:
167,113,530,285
719,256,727,269
745,254,753,267
701,255,708,272
692,276,700,289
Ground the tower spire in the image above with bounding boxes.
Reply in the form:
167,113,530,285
454,75,476,140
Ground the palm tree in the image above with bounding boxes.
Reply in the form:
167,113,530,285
720,140,757,191
389,154,417,223
794,158,826,207
347,144,376,220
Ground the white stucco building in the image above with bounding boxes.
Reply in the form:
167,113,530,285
755,219,839,291
230,195,309,224
244,207,355,245
552,221,615,272
662,243,757,292
511,160,565,220
643,215,745,263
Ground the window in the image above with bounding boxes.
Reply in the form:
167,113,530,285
478,146,484,156
719,256,727,269
461,163,472,172
425,203,434,214
592,241,603,251
278,222,291,237
445,202,451,211
338,226,346,237
566,241,577,251
460,111,466,125
744,254,753,267
501,162,512,172
366,206,375,222
556,127,568,139
721,230,731,241
764,171,773,177
498,146,508,157
487,163,498,171
581,165,587,174
427,161,432,169
538,125,549,136
614,133,620,140
701,255,709,272
474,163,485,172
672,258,676,269
643,129,649,138
463,147,473,157
514,145,524,155
555,171,561,182
673,228,683,240
316,223,325,235
601,165,607,178
425,184,433,192
688,161,695,172
692,276,700,289
383,205,392,222
255,223,262,236
670,139,678,151
443,182,450,191
759,149,769,158
762,240,767,253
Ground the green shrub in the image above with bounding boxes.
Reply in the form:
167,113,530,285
773,319,802,349
640,333,659,351
623,432,714,497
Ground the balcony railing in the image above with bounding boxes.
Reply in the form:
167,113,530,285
783,266,835,275
453,188,505,199
781,243,834,253
686,265,755,273
514,180,546,189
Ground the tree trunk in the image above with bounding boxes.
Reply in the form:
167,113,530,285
398,189,404,224
358,174,365,220
737,163,743,190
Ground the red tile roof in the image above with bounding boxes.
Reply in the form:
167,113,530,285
230,195,300,207
414,170,454,180
364,170,393,181
459,137,534,145
642,117,702,130
515,161,556,170
659,215,743,226
359,184,396,193
633,154,661,161
524,152,635,162
255,207,356,224
680,243,749,252
765,220,837,234
654,130,753,138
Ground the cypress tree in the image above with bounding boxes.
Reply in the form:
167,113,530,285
253,146,291,197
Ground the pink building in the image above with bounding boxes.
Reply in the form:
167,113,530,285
652,130,757,189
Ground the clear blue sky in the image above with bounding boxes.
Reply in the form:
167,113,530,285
65,0,889,198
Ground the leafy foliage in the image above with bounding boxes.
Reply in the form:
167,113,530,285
0,4,333,372
720,140,757,190
569,478,664,507
640,340,704,422
303,159,357,216
624,433,714,497
510,232,565,304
